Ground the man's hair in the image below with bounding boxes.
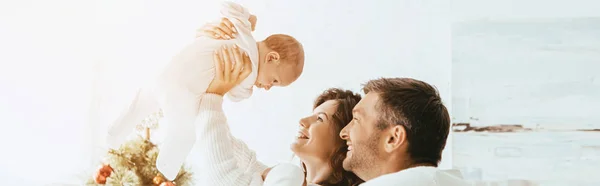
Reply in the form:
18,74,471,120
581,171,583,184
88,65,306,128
311,88,364,186
362,78,450,166
263,34,304,76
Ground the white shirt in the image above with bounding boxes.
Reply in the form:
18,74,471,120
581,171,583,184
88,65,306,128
360,166,472,186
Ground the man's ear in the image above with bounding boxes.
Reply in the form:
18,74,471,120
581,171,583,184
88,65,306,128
267,51,280,64
383,125,407,153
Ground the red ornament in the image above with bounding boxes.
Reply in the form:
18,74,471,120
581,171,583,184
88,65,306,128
99,164,113,177
160,181,175,186
94,172,107,184
94,164,113,184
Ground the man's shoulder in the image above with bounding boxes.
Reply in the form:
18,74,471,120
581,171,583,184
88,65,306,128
360,167,436,186
360,167,472,186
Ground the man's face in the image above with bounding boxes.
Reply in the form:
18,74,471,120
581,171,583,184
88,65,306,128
339,92,383,179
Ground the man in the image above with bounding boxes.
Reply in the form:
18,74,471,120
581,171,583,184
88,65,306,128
340,78,471,185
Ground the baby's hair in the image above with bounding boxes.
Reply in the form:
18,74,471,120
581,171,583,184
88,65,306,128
263,34,304,75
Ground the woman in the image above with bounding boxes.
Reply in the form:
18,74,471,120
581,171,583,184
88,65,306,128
193,19,364,186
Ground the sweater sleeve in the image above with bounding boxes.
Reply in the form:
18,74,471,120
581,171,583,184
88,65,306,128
232,137,269,176
196,93,267,185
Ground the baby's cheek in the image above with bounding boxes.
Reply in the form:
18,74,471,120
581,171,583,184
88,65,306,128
253,74,260,81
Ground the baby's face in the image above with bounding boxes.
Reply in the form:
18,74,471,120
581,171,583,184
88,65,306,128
255,60,300,90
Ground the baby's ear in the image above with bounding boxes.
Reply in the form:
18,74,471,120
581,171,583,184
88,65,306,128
268,51,280,63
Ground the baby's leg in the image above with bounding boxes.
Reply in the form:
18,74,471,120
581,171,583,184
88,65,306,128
106,88,159,149
154,84,200,180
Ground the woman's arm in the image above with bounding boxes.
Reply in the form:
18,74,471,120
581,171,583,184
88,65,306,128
196,47,260,185
197,46,303,186
196,93,265,185
197,94,303,186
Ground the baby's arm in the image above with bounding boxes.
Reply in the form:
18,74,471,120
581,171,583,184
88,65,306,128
196,2,257,40
220,1,255,33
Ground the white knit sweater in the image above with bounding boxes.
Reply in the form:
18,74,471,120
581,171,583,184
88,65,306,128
195,93,306,186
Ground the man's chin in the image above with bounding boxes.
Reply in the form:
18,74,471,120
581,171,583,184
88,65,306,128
342,158,352,171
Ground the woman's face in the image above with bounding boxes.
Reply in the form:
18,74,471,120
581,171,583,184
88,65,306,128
291,100,341,163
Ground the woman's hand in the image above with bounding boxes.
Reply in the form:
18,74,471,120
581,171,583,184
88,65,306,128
206,44,252,96
196,18,236,40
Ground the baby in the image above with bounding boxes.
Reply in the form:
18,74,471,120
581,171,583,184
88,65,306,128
106,1,304,181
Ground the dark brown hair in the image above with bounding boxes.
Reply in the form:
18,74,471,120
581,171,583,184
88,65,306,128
362,78,450,167
311,88,364,186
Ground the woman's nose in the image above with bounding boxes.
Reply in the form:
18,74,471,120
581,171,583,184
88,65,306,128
299,117,310,128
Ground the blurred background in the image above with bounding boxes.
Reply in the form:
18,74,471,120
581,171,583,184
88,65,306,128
452,0,600,185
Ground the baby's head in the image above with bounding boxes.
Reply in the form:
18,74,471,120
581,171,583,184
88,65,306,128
255,34,304,90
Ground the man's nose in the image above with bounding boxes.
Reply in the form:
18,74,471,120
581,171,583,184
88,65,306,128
340,125,349,140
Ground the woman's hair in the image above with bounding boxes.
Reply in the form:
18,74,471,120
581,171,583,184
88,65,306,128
310,88,364,186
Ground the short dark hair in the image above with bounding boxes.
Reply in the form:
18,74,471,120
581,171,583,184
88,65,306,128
312,88,364,186
362,78,450,166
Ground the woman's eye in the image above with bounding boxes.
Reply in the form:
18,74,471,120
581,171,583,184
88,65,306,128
317,116,324,122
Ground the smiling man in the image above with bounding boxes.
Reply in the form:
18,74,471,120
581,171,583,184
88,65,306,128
340,77,471,186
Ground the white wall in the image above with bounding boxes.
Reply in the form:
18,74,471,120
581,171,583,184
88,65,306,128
0,0,96,185
451,0,600,184
452,0,600,128
452,18,600,128
452,0,600,22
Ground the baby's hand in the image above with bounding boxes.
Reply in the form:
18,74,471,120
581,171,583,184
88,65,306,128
249,14,257,31
196,18,237,40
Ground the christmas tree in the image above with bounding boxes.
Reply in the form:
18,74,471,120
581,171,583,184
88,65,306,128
86,110,194,186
